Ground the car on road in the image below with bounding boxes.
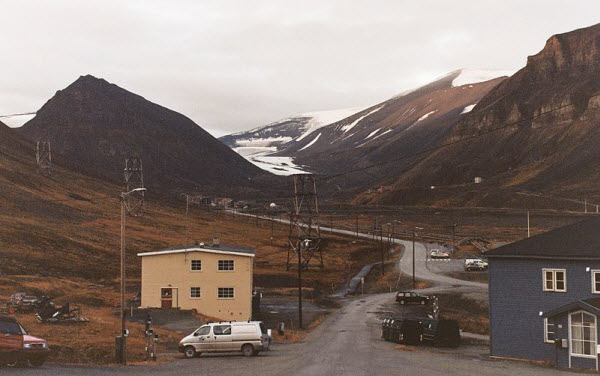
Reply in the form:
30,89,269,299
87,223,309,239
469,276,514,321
0,315,50,367
396,291,430,305
430,249,450,259
465,257,488,271
179,321,271,358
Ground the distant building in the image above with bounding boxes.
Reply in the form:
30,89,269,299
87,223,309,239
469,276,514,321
474,177,483,184
137,241,255,320
487,217,600,371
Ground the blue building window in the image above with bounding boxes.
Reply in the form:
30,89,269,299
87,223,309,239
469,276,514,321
543,269,566,292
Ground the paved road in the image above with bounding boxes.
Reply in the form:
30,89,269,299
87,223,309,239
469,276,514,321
395,238,487,289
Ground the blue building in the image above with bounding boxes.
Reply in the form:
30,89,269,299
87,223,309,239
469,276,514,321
487,217,600,371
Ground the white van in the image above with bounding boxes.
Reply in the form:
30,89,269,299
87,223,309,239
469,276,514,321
179,321,271,358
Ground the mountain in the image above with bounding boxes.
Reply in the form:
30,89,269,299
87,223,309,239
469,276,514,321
221,69,511,186
18,75,276,196
219,107,364,175
266,69,510,196
365,23,600,207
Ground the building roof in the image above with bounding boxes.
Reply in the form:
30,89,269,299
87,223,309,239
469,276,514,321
543,298,600,318
137,244,256,258
486,216,600,259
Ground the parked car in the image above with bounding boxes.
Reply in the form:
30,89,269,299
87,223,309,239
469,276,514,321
0,315,50,367
179,321,271,358
465,258,488,271
430,249,450,259
396,291,430,305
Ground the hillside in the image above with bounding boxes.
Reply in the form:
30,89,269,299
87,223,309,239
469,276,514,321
365,23,600,207
1,118,380,362
283,69,510,195
17,75,277,197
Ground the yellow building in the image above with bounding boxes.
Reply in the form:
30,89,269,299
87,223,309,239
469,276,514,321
137,242,255,321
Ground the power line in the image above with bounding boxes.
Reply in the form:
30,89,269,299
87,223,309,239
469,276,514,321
0,112,36,119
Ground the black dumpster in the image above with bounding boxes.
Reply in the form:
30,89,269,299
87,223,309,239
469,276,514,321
421,318,461,348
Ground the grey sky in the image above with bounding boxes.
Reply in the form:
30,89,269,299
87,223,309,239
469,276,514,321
1,1,599,137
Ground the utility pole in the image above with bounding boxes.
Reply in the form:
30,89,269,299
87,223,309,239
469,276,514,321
120,194,126,365
36,141,52,175
271,217,274,245
185,195,190,245
380,228,384,275
527,211,530,238
412,229,416,289
585,199,588,213
452,223,457,250
412,227,423,289
298,240,303,329
118,187,146,365
355,216,359,239
287,174,323,270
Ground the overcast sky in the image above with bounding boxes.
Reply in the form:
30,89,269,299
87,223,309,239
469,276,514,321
1,1,599,137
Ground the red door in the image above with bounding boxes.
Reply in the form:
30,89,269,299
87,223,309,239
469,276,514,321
161,288,172,309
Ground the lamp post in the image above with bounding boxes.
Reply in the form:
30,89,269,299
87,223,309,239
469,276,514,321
119,187,146,365
412,227,423,289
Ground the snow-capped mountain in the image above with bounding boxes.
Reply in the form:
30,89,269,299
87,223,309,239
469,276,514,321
219,106,364,175
220,68,513,180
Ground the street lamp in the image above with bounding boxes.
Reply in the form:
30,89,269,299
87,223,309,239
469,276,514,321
118,187,146,365
412,227,423,289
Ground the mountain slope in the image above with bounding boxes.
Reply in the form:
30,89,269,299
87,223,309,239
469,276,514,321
283,69,511,194
18,75,275,196
367,23,600,207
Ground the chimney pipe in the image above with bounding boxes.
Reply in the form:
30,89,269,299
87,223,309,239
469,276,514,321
213,237,220,247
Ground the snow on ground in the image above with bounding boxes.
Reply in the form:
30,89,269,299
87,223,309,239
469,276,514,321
370,129,392,141
235,136,293,147
295,106,365,141
233,146,307,175
452,69,516,87
340,105,385,133
417,110,437,122
1,114,35,128
298,133,321,151
366,128,381,139
461,104,476,114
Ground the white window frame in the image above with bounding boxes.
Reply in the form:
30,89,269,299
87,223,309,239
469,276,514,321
218,259,235,272
544,318,555,344
543,268,567,292
217,287,235,299
190,259,202,272
190,287,201,299
569,310,597,359
591,270,600,294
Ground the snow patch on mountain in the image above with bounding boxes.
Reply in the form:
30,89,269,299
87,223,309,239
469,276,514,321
235,136,293,147
340,105,385,133
233,146,307,175
295,107,365,141
452,69,516,87
366,128,381,139
299,133,322,151
417,110,437,122
461,104,476,114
